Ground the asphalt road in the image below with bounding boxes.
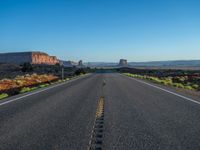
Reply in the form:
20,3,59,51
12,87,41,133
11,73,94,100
0,73,200,150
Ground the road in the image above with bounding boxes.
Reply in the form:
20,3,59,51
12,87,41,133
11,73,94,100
0,73,200,150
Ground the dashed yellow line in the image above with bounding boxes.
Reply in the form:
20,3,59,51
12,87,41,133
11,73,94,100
96,97,105,118
88,96,105,150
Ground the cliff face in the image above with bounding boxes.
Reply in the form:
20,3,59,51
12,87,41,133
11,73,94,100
32,52,59,65
0,52,32,64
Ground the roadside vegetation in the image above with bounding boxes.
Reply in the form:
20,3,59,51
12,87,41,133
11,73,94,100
0,74,58,91
124,73,200,91
0,93,9,100
0,70,88,100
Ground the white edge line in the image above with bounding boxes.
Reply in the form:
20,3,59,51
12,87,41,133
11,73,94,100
123,74,200,105
0,74,90,106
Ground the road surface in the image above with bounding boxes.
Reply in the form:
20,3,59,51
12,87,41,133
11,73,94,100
0,73,200,150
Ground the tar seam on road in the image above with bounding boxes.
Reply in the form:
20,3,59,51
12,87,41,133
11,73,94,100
87,96,105,150
124,74,200,105
0,74,90,107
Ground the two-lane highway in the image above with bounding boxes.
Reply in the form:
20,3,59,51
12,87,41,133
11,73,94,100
0,73,200,150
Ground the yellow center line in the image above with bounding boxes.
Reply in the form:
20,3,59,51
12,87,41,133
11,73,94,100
87,96,105,150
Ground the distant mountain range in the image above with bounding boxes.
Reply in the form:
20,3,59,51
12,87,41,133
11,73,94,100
85,60,200,67
86,62,117,67
129,60,200,67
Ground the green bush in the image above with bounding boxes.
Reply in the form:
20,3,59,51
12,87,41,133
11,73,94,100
21,62,33,72
192,84,199,90
39,84,49,88
75,69,86,76
20,87,31,93
0,93,9,100
20,87,38,93
172,83,184,88
31,87,38,90
184,86,194,90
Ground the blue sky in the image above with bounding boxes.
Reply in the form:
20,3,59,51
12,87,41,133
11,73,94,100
0,0,200,62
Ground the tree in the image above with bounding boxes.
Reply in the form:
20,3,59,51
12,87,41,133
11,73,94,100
21,62,33,72
74,68,86,75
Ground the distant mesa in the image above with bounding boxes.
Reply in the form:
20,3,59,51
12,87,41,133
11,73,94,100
119,59,128,66
60,60,78,67
0,51,59,65
78,60,83,66
86,59,129,68
60,60,85,68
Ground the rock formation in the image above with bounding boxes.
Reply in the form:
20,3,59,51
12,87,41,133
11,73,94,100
119,59,128,66
31,52,59,65
78,60,83,66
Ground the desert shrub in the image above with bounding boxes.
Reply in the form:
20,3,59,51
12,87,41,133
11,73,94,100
39,83,49,88
161,78,173,86
16,80,24,86
172,83,184,88
160,81,166,85
25,74,31,77
179,76,188,83
150,77,162,83
192,84,199,90
31,87,38,90
2,79,12,82
75,69,86,76
184,86,193,90
20,87,31,93
172,77,181,83
20,87,38,93
21,62,33,72
160,80,170,86
0,93,9,100
58,80,62,83
9,88,20,95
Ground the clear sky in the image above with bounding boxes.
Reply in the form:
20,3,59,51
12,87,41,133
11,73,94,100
0,0,200,62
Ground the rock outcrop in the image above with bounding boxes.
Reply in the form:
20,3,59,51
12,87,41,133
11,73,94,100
31,52,59,65
119,59,128,66
78,60,83,66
